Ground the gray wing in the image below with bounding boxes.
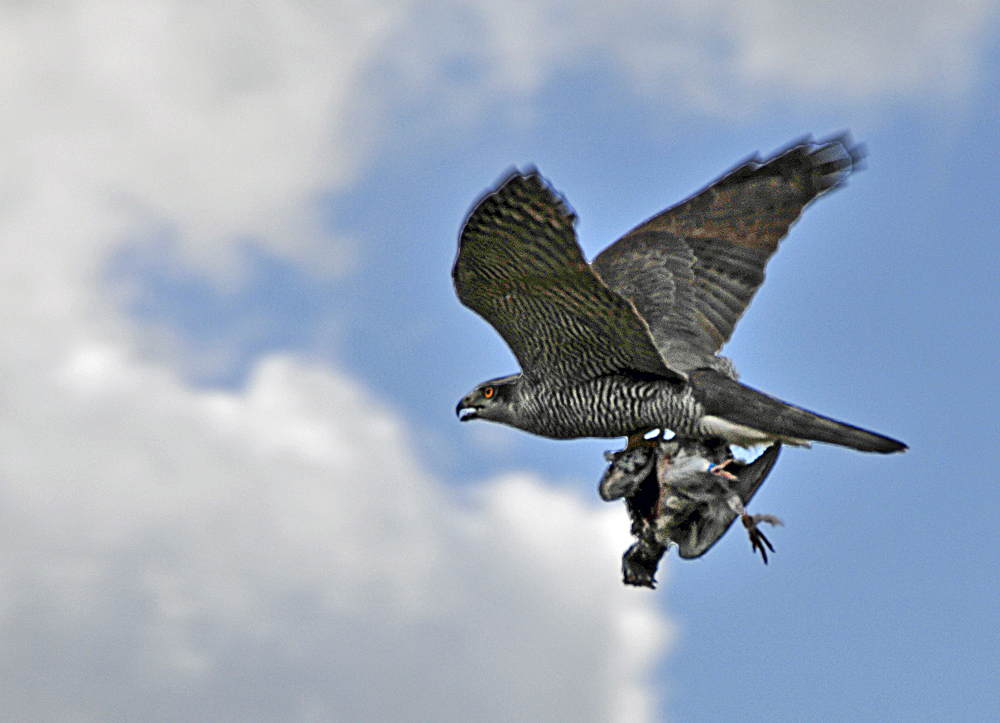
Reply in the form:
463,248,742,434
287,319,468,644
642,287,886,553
453,170,677,384
592,134,864,376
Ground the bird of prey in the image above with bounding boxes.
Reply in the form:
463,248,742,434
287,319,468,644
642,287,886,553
454,134,906,454
619,438,783,587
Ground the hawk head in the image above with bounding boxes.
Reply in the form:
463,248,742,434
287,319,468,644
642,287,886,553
456,374,521,426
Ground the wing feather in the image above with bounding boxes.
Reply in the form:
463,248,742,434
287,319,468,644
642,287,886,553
593,134,864,373
453,170,677,384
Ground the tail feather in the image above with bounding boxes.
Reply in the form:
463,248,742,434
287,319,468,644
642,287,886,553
689,369,907,454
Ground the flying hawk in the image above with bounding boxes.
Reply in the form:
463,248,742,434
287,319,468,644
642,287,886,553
454,135,906,454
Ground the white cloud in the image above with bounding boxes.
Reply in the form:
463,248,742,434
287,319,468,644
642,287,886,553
385,0,997,116
0,0,404,298
0,4,677,718
716,0,997,100
0,349,670,720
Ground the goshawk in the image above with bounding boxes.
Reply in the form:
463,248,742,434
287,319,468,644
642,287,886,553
454,135,906,454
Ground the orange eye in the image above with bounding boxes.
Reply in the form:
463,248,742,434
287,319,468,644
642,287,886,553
484,386,495,399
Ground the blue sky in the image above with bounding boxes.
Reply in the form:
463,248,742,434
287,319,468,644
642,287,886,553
1,2,998,721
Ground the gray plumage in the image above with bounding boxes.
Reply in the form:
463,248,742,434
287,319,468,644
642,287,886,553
454,134,906,454
599,443,656,502
651,439,782,562
620,438,783,587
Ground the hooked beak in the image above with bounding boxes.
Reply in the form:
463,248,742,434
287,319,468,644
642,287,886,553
456,397,479,422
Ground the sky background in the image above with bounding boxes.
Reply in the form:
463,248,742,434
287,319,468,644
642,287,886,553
0,1,998,721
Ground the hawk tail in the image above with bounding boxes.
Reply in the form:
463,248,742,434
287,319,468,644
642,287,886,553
690,369,907,454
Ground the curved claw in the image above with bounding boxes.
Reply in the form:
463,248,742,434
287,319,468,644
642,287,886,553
741,513,782,564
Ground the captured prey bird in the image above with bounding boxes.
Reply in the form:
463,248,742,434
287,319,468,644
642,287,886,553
650,439,782,563
604,438,783,587
454,134,906,454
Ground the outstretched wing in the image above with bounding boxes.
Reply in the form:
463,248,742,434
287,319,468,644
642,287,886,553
454,170,677,384
593,134,864,375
